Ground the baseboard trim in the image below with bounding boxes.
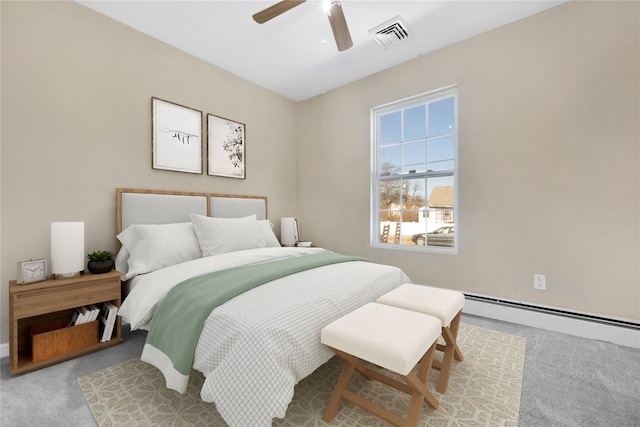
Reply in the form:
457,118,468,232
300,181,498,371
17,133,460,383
463,293,640,349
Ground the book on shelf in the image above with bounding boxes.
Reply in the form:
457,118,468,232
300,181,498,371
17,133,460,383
99,302,118,342
68,305,100,326
78,306,89,324
88,304,100,322
67,308,81,327
65,303,115,339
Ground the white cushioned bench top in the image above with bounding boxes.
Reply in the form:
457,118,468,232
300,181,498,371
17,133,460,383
377,284,465,327
321,303,441,376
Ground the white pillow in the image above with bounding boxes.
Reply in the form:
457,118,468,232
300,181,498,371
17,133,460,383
191,214,266,257
258,220,281,248
117,222,202,280
115,246,130,279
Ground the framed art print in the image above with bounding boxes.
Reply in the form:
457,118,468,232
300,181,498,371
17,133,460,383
152,97,202,174
207,114,245,179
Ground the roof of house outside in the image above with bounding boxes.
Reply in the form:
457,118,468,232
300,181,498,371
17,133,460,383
427,186,454,208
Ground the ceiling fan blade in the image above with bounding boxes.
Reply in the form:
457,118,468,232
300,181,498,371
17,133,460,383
327,0,353,51
253,0,306,24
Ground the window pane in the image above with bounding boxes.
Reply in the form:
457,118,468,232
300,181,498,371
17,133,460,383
402,178,426,212
378,215,400,244
378,179,400,211
425,176,454,247
402,140,426,173
397,211,423,245
380,112,401,146
380,145,401,174
403,105,426,141
426,176,454,209
427,135,454,171
400,178,427,245
428,97,455,137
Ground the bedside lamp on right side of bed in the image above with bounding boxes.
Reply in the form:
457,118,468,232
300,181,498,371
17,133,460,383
280,217,299,247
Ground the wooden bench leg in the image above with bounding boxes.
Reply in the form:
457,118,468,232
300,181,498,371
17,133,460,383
415,342,439,409
449,310,464,362
322,357,356,423
404,376,426,427
435,328,456,394
432,311,464,394
435,313,464,363
323,343,439,427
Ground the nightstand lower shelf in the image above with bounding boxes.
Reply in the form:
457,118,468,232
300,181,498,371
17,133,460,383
9,270,123,375
13,337,123,375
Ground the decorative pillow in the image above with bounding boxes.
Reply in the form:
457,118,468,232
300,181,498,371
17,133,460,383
117,222,202,280
190,214,266,257
115,246,130,279
258,220,281,248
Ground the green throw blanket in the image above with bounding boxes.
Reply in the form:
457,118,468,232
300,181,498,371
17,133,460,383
141,252,367,393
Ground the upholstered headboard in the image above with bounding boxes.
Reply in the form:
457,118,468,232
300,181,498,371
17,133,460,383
116,188,268,239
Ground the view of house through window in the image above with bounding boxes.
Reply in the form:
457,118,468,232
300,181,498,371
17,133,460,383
371,86,457,251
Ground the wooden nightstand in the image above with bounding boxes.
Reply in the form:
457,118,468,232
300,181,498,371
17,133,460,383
8,270,123,374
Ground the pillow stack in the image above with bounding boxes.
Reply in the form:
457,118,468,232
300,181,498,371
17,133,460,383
116,214,281,280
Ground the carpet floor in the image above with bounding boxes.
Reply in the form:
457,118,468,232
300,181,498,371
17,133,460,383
77,323,526,426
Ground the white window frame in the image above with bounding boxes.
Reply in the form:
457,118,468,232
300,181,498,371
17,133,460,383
370,86,458,253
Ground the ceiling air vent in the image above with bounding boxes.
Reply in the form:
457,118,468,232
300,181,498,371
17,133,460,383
369,16,412,49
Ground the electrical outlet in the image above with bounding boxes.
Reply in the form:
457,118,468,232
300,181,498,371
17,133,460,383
534,274,546,290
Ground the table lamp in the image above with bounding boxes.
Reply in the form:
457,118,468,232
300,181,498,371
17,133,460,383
280,217,299,246
51,221,85,278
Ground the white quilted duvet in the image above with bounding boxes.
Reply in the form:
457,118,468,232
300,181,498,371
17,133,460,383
119,247,410,426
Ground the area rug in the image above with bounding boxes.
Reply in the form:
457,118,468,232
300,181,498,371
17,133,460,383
78,323,525,426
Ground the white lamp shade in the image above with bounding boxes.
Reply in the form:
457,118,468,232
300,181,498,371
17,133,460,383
280,217,299,246
51,222,85,276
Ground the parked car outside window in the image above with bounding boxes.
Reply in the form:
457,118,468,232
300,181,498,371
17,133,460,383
411,226,454,247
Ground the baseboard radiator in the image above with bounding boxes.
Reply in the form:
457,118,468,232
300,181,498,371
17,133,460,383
463,293,640,349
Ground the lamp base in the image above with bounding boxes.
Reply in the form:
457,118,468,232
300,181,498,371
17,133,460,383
53,271,84,279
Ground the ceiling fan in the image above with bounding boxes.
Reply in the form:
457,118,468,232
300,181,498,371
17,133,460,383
253,0,353,52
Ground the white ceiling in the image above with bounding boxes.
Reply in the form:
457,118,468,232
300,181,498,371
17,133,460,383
77,0,566,101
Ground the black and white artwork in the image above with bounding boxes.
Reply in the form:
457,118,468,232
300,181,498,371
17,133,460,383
207,114,245,179
152,97,202,174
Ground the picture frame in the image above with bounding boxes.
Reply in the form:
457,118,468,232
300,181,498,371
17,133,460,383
207,114,245,179
152,97,203,174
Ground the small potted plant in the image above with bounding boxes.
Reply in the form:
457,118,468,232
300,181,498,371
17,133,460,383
87,251,115,274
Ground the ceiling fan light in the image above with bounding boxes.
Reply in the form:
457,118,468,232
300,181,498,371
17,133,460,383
322,0,332,15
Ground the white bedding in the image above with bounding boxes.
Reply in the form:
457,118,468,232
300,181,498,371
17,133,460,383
118,247,411,426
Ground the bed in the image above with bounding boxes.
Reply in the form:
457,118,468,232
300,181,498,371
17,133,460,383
115,188,411,426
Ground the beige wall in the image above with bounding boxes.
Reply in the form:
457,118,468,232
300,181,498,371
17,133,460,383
0,1,299,344
1,1,638,349
298,1,640,320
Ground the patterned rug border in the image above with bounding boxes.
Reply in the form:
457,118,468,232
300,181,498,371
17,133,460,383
78,323,526,426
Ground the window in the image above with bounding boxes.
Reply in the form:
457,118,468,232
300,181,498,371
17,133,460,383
371,86,457,251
